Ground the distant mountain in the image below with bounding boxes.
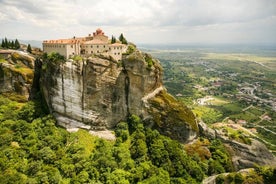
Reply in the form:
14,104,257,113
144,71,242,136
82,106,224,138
19,40,42,48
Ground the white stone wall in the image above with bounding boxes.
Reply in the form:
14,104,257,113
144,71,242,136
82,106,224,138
108,44,127,61
43,43,81,58
43,43,67,57
65,43,81,58
43,41,127,61
82,44,109,55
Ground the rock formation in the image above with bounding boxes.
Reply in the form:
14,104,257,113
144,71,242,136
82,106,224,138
40,49,198,142
0,50,35,100
199,121,276,170
41,50,197,141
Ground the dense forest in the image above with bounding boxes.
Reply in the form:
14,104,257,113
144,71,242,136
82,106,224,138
0,94,275,183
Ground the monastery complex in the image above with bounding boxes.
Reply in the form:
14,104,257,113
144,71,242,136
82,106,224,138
43,29,127,61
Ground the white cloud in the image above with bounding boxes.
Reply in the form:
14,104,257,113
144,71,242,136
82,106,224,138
0,0,275,44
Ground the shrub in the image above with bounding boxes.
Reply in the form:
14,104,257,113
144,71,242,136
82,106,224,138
125,45,135,55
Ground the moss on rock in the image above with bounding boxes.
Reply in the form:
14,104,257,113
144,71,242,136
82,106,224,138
148,90,198,142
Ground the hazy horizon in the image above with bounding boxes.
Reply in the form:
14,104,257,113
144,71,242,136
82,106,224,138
12,39,276,54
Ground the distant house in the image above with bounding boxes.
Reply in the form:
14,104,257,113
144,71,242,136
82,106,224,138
43,28,127,61
250,128,257,134
212,81,223,87
262,115,272,121
237,119,247,126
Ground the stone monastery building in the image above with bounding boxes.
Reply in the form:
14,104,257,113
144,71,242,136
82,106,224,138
43,28,127,61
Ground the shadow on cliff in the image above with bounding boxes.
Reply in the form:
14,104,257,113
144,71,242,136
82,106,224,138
29,58,49,116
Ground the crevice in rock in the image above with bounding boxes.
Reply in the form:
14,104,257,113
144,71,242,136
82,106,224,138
29,58,42,100
123,66,130,117
125,75,130,116
81,60,85,122
61,65,66,113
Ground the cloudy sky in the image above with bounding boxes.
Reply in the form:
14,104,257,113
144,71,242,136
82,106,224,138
1,0,276,44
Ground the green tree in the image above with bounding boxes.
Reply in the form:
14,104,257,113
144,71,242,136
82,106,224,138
111,35,116,44
15,39,20,49
11,40,15,49
1,39,4,48
208,140,233,175
91,139,117,175
106,169,132,184
27,44,32,53
115,122,129,142
130,130,148,160
4,37,8,48
119,33,128,44
38,147,57,164
7,40,12,49
139,168,170,184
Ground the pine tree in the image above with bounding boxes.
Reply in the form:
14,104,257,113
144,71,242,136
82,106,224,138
119,33,128,45
7,40,11,49
119,33,124,42
1,39,4,48
15,39,20,49
11,40,15,49
4,37,8,48
111,35,116,44
122,38,128,45
27,44,32,53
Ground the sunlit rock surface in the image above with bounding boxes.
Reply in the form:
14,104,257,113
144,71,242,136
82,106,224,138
40,50,198,142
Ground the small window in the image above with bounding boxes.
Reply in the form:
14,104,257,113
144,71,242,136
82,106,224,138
71,45,73,48
91,45,93,48
91,51,93,53
97,45,99,48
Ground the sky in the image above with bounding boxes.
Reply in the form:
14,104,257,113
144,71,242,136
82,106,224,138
0,0,276,45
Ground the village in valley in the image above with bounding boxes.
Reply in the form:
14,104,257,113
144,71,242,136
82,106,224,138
145,47,276,152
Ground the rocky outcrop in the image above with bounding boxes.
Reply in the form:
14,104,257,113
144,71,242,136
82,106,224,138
199,121,276,170
224,139,276,170
40,49,198,142
147,90,198,142
0,50,35,99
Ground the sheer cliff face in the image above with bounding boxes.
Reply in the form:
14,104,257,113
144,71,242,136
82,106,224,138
40,50,198,141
